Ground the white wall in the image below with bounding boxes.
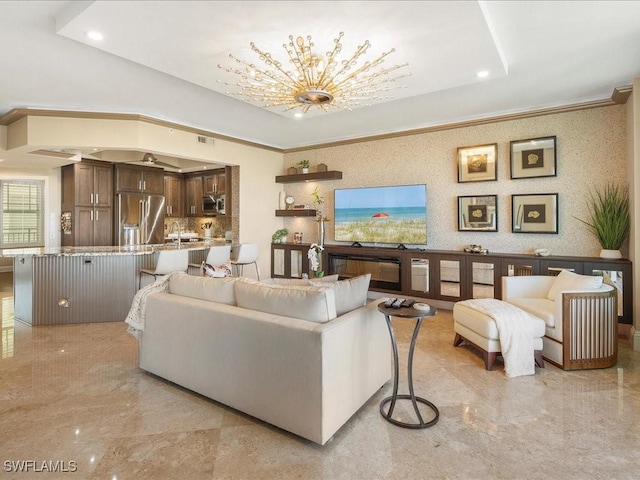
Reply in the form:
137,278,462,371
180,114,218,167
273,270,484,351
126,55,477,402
282,105,628,258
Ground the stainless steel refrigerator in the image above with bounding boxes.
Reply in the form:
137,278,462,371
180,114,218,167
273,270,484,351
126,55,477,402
116,193,166,246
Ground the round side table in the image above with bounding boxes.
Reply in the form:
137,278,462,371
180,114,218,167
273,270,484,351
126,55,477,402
378,301,439,429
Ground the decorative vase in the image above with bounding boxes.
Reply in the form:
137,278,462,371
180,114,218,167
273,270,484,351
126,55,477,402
599,249,622,259
204,228,212,238
318,220,326,247
278,191,286,210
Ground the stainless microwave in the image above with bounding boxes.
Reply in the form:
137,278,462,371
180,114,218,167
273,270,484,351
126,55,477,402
202,195,225,215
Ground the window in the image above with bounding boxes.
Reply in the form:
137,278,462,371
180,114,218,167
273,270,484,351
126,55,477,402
1,180,44,248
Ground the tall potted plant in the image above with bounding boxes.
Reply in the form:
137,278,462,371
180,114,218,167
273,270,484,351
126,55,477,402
575,183,630,259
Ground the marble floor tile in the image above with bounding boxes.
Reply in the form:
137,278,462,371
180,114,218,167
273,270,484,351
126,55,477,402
1,279,639,479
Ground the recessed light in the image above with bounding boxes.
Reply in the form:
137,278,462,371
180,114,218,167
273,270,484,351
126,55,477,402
294,113,303,119
86,31,104,41
476,70,489,78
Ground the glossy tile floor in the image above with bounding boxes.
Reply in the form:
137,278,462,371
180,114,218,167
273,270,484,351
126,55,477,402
1,272,639,480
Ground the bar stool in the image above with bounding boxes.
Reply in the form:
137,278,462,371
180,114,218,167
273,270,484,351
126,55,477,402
230,243,260,279
139,249,189,288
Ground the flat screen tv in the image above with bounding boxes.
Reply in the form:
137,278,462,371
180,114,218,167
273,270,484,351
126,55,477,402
334,184,427,245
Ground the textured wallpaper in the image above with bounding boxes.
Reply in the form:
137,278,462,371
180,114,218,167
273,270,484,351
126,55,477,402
281,105,627,257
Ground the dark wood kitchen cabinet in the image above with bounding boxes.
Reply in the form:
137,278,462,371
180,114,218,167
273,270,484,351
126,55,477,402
203,168,226,195
164,173,183,217
115,164,164,195
61,160,113,246
184,175,203,216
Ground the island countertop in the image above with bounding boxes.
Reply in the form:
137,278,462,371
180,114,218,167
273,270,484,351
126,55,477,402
1,239,228,257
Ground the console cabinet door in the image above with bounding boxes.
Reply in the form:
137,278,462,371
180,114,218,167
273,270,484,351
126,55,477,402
142,168,165,195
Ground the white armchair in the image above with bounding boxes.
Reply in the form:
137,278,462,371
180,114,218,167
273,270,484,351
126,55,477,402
502,271,617,370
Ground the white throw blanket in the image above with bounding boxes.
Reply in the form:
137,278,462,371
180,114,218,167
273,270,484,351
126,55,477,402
125,272,175,340
458,298,535,378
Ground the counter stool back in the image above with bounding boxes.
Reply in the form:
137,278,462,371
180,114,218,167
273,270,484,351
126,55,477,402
230,243,260,279
139,249,189,288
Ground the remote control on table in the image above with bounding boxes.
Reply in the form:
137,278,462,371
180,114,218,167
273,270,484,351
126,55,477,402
391,298,405,309
384,298,396,308
402,299,415,308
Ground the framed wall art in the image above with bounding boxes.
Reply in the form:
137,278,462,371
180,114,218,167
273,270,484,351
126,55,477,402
457,143,497,183
510,136,557,179
457,195,498,232
512,193,558,233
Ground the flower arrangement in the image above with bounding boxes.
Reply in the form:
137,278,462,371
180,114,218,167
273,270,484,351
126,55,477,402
201,221,213,230
307,243,325,278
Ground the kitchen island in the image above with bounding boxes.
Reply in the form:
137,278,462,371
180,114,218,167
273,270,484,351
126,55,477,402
4,241,226,326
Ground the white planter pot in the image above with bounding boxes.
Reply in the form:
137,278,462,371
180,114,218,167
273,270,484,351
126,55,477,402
302,168,309,174
599,249,622,259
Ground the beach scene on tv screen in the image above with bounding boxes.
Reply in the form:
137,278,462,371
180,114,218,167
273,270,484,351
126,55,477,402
334,185,427,244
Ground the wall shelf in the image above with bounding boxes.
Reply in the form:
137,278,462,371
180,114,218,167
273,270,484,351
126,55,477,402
275,209,317,217
275,171,342,183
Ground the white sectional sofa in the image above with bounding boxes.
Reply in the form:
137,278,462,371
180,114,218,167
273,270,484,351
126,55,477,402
138,272,391,445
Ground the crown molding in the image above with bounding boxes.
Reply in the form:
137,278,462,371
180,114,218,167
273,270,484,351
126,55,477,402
0,108,283,153
0,85,631,155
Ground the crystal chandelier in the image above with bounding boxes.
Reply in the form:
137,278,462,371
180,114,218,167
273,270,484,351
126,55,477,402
218,32,409,114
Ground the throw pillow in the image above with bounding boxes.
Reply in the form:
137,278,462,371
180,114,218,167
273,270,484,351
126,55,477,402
546,269,603,301
201,261,232,278
310,273,371,316
169,272,237,305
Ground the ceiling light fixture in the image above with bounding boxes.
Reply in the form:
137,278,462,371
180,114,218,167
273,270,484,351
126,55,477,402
218,32,409,114
476,70,489,78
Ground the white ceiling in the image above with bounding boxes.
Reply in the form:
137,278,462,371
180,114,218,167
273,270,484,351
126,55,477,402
1,0,639,158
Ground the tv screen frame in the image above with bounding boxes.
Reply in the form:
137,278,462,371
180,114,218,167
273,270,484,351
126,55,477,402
333,184,428,246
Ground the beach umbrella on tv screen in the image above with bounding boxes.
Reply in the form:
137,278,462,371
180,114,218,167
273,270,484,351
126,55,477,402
372,212,389,218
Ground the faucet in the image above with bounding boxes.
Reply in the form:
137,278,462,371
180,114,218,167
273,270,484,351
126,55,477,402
169,221,181,247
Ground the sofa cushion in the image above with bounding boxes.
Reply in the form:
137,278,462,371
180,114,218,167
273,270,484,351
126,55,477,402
310,274,371,316
546,270,603,301
234,278,337,323
270,274,340,286
169,272,237,305
506,297,556,327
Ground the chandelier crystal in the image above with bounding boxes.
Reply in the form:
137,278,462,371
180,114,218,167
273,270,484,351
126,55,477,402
218,32,409,114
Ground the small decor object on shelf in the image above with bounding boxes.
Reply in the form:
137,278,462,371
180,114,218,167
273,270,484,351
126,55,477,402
294,232,303,244
278,191,287,210
574,182,630,259
201,222,213,238
272,228,289,243
297,160,310,173
285,195,295,209
308,243,325,278
463,244,489,254
287,167,298,175
317,163,328,172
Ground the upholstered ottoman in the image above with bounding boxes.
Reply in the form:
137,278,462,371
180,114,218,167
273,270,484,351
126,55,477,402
453,301,546,370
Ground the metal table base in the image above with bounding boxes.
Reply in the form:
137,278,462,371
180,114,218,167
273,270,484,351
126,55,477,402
378,302,439,429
